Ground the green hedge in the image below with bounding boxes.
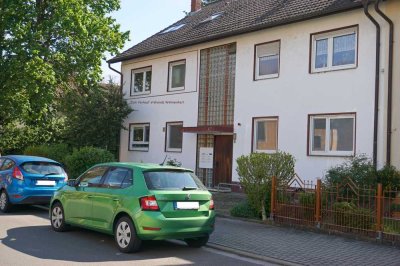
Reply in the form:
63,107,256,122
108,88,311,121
65,147,115,179
24,144,70,165
230,201,260,219
333,202,373,229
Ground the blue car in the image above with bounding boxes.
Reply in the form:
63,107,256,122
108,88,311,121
0,155,68,212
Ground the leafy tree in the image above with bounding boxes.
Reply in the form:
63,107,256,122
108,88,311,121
0,0,129,148
236,152,295,221
61,82,132,158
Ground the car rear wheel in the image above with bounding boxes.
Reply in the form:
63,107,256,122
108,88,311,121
51,202,68,232
185,235,209,248
0,190,12,213
114,216,142,253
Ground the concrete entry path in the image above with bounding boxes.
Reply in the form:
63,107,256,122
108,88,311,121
209,217,400,266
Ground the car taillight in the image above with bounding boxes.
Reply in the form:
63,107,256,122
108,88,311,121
140,196,159,211
209,198,215,210
12,166,24,180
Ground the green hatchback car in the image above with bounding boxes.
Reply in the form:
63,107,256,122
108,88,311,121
50,162,215,253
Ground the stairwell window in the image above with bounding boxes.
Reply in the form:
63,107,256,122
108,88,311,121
252,117,278,153
131,67,152,95
309,113,355,156
129,123,150,151
311,26,358,73
165,122,183,152
254,40,280,80
168,60,186,91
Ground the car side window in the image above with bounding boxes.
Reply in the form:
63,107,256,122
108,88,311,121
0,159,15,171
78,166,108,187
102,167,133,189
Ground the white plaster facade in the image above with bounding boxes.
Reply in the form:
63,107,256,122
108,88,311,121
119,1,400,183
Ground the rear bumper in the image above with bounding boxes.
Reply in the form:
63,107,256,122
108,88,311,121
12,196,52,205
135,211,216,240
7,186,61,204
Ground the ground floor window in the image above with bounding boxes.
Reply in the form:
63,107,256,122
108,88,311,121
129,123,150,151
165,122,183,152
252,117,278,153
309,113,355,156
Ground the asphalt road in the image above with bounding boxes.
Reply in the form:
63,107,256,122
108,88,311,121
0,205,270,266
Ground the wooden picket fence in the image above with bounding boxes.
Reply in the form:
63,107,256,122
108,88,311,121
269,175,400,244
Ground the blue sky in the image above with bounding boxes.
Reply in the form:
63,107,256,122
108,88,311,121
101,0,191,82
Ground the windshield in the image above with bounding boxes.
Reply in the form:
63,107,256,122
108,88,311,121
143,171,207,191
21,162,64,175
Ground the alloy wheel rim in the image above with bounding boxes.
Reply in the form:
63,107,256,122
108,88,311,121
51,207,63,228
0,193,6,210
116,221,131,248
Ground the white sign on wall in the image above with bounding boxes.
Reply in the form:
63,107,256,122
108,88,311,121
199,147,214,169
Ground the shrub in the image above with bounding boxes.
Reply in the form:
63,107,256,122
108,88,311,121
391,203,400,212
230,201,260,219
299,192,316,220
333,202,373,229
324,154,376,188
166,158,182,167
377,165,400,191
65,147,115,179
24,144,71,165
236,151,295,220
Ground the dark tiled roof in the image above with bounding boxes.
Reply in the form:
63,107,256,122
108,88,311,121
109,0,362,63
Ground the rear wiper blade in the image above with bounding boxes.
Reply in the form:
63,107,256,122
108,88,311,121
43,173,60,177
182,187,198,191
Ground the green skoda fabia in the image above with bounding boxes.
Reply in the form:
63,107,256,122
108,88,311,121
50,162,215,253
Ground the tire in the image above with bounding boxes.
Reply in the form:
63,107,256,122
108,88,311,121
114,216,142,253
0,190,12,213
185,235,209,248
50,202,68,232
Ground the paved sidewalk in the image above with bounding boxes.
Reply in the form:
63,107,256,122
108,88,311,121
209,217,399,266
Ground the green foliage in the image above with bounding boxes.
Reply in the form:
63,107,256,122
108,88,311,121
333,202,373,229
24,144,70,165
236,152,295,220
166,158,182,167
391,203,400,212
230,201,260,219
0,0,128,152
61,84,132,158
377,165,400,191
299,192,316,206
324,154,376,188
65,147,115,179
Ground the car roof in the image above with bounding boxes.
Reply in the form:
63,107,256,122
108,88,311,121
1,155,60,164
96,162,193,172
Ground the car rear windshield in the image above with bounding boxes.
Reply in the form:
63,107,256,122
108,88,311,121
21,162,64,175
143,171,207,191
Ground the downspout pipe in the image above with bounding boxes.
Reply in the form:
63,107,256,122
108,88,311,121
362,0,380,168
375,0,394,166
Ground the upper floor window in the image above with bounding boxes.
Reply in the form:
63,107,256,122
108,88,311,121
168,60,186,91
131,67,151,95
311,26,358,73
129,123,150,151
309,113,355,156
254,41,280,80
252,117,278,153
165,122,183,152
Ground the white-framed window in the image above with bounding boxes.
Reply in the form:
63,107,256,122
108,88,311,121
131,67,152,95
309,113,355,156
252,117,278,153
311,26,358,73
165,122,183,152
129,123,150,151
255,41,280,80
168,60,186,91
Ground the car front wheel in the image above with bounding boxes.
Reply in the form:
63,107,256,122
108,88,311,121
0,190,12,213
185,235,209,248
114,216,142,253
51,202,68,232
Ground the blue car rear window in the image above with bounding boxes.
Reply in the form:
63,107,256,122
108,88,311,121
21,162,64,175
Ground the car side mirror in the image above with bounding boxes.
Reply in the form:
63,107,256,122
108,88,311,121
67,179,77,187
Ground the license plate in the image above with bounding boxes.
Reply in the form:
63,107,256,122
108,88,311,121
174,201,199,210
36,180,56,186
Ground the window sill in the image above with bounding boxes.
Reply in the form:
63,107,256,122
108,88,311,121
311,65,357,74
131,91,151,97
166,148,183,153
254,73,279,81
308,153,355,158
168,86,185,92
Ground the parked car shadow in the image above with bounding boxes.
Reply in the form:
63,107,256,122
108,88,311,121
1,224,213,263
0,205,49,218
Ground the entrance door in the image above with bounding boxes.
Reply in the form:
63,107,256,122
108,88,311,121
213,135,233,187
